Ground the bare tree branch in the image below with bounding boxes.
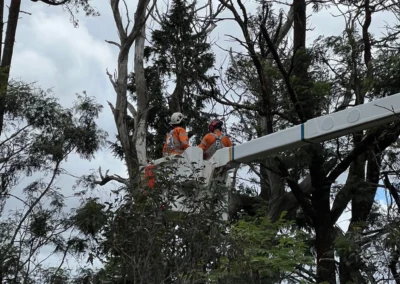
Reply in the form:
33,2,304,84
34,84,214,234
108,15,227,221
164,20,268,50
327,122,400,184
94,166,128,186
105,40,121,48
31,0,68,5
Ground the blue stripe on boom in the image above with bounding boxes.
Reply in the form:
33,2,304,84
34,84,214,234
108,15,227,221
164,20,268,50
301,123,305,141
232,146,235,161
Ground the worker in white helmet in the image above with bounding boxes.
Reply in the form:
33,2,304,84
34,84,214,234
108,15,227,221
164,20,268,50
162,112,190,156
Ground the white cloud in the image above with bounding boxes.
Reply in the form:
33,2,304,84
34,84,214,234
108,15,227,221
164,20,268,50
11,8,117,108
12,49,58,83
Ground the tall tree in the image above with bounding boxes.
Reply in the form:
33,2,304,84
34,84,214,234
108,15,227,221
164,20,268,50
98,0,152,187
126,0,225,160
0,0,22,135
213,0,400,282
0,81,107,282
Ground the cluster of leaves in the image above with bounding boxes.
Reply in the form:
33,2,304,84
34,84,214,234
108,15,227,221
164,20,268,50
209,212,313,283
1,81,106,200
0,80,107,282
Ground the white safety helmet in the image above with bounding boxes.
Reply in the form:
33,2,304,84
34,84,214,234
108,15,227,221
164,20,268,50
170,112,184,125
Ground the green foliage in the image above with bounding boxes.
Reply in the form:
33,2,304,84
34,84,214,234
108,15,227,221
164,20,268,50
371,51,400,99
1,81,107,197
41,267,70,284
30,210,53,238
210,212,313,283
73,162,229,283
73,198,108,237
0,80,107,282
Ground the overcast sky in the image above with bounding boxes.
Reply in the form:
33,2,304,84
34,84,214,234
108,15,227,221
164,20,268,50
3,0,398,276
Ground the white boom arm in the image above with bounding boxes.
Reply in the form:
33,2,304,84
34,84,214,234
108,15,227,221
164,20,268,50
209,93,400,168
144,93,400,220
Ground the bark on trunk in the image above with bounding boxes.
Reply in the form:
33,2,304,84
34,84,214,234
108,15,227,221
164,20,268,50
265,157,285,217
350,150,380,226
115,51,139,184
0,0,21,136
109,0,151,186
315,223,336,284
134,26,149,166
0,0,4,62
310,147,337,283
337,159,366,284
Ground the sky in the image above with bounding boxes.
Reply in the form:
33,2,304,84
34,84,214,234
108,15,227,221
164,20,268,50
3,0,399,277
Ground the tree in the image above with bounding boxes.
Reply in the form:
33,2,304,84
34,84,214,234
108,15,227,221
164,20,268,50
212,0,400,282
74,160,230,283
126,0,224,159
0,1,109,281
0,81,107,282
44,0,400,282
99,0,152,187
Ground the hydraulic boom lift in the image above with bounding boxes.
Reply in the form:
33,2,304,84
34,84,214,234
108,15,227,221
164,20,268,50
144,93,400,220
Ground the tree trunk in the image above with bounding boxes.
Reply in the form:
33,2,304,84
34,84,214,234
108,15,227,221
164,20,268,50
0,0,4,62
351,149,381,225
315,222,336,284
134,26,149,166
292,0,313,120
109,0,151,186
337,158,366,284
0,0,21,136
308,143,337,283
169,74,185,113
257,115,273,201
114,49,139,184
338,150,381,283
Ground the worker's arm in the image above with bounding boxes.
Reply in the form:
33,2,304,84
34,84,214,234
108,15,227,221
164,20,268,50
198,134,213,151
178,128,190,149
222,136,233,147
198,139,207,151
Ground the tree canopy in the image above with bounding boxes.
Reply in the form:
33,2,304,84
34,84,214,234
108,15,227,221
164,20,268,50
2,0,400,283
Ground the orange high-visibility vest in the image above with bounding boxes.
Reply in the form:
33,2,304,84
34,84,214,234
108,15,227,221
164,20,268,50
162,127,189,156
198,130,232,160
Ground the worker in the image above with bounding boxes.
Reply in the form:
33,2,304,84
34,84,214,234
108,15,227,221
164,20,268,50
162,112,190,156
198,119,232,160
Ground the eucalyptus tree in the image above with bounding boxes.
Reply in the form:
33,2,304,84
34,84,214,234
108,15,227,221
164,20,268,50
209,0,400,282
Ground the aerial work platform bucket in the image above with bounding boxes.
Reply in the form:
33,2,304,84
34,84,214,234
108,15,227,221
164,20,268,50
141,146,233,221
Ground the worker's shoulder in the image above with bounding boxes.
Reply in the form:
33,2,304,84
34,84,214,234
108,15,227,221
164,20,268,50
174,126,187,133
203,132,216,140
219,132,231,139
221,135,232,145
